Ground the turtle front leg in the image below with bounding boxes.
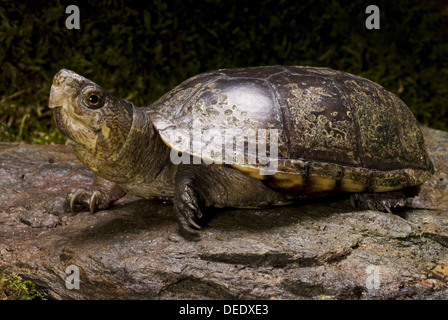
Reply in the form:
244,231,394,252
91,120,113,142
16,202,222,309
65,175,126,214
173,164,289,237
173,166,207,237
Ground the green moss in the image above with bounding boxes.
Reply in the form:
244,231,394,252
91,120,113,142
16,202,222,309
318,294,336,300
0,272,46,300
0,0,447,144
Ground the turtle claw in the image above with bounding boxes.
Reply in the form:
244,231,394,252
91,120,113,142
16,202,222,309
188,217,201,230
66,188,109,215
174,209,202,239
350,194,357,208
89,190,101,214
175,205,203,234
174,184,204,238
69,188,85,215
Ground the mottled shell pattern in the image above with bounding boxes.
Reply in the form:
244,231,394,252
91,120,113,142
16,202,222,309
148,66,434,194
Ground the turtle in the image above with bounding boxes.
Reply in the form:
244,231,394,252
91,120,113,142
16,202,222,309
49,66,434,238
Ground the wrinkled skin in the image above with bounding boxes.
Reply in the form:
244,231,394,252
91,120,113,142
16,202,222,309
49,68,432,239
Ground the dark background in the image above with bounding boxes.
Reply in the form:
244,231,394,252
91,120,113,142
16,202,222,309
1,0,447,144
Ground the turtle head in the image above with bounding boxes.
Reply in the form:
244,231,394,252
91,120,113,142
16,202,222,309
49,69,134,162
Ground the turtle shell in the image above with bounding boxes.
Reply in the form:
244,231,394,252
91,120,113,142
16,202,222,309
148,66,434,193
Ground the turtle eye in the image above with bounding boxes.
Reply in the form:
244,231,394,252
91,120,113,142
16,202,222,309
89,94,99,105
83,90,104,109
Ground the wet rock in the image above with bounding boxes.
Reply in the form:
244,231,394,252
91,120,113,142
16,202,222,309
0,127,447,300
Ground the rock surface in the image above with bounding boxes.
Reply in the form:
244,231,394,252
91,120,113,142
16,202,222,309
0,127,447,300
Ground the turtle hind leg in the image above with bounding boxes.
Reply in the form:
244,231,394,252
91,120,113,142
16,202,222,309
350,187,421,213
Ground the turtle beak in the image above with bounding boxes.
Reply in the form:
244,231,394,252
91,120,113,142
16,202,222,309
48,69,79,109
48,88,63,110
49,70,69,109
